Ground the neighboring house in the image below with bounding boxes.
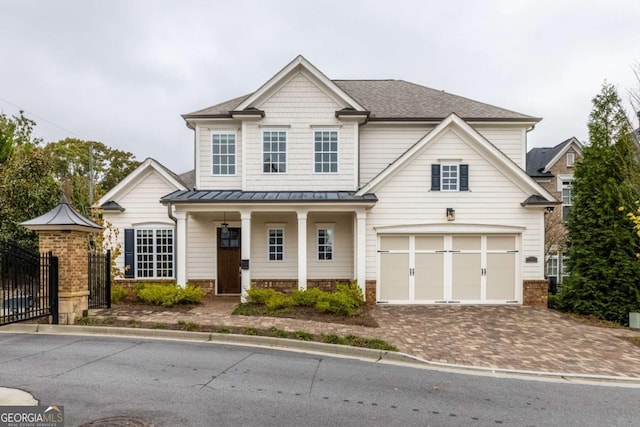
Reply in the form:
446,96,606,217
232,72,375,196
526,137,583,290
96,55,558,305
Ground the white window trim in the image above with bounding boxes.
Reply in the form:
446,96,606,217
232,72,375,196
546,255,559,277
441,163,460,192
316,224,335,262
211,131,237,176
267,227,285,262
566,152,575,167
313,129,339,174
262,129,288,174
134,227,174,279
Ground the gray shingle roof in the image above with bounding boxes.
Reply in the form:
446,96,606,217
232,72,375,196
162,190,377,204
526,138,574,178
99,200,125,211
178,169,196,189
183,80,539,122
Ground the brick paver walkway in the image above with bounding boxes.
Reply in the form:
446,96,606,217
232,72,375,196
93,299,640,378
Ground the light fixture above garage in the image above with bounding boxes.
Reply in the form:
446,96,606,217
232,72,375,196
446,208,455,221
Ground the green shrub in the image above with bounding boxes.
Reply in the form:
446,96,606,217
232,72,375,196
135,283,204,307
294,330,314,341
127,319,141,327
243,327,259,335
335,281,365,307
343,334,368,347
110,285,128,304
269,326,289,338
75,316,96,325
315,292,359,316
364,338,398,351
151,323,167,329
216,326,231,334
322,334,346,345
265,294,294,310
291,288,323,307
246,288,278,304
548,293,559,309
177,320,199,331
101,316,116,325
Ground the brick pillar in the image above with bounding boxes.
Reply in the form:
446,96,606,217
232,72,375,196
523,279,549,308
37,230,92,325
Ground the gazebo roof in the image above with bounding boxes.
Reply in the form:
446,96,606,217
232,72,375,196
21,195,103,232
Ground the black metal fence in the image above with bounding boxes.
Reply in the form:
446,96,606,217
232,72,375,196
0,241,58,325
88,250,111,309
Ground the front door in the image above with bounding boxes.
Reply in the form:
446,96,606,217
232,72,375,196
217,227,241,294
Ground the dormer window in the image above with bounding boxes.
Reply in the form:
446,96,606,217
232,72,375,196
566,152,575,167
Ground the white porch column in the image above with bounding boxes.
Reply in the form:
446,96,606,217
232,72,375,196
356,209,367,297
297,210,308,290
175,211,187,287
240,210,252,302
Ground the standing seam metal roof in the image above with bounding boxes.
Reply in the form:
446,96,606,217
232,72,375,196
161,190,377,203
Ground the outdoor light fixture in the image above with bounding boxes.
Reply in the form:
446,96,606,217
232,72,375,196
446,208,455,221
545,207,555,214
221,211,229,236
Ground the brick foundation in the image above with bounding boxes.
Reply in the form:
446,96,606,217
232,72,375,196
251,279,298,294
113,278,216,297
186,279,215,296
365,280,376,305
307,279,352,292
523,279,549,307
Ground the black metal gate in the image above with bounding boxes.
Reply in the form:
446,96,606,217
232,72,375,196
88,250,111,309
0,241,58,325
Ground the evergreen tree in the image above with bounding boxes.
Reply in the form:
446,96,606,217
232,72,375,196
558,82,640,325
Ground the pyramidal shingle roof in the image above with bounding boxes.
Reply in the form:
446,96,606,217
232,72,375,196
183,80,539,122
526,138,574,177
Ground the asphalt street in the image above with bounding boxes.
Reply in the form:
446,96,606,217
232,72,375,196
0,333,638,426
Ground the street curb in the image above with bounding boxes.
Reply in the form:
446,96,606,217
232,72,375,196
2,323,640,387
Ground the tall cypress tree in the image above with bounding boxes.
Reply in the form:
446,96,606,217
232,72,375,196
558,82,640,325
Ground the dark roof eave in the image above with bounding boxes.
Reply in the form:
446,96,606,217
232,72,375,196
182,113,233,120
161,198,378,204
367,116,541,123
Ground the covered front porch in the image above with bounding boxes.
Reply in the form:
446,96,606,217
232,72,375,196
161,190,376,301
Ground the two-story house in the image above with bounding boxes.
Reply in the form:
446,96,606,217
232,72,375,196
96,56,557,306
526,137,583,290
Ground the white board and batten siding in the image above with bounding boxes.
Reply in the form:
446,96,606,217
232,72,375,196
103,170,177,271
364,128,546,283
242,72,357,192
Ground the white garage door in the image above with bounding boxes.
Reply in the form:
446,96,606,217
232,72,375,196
379,235,517,304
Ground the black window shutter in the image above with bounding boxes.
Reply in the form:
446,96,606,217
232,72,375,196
431,164,441,191
460,164,469,191
124,228,135,278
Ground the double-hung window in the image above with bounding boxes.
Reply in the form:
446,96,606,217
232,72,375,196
317,226,334,261
561,180,572,222
212,132,236,175
263,130,287,173
268,228,284,261
314,130,338,173
431,163,469,191
134,228,174,278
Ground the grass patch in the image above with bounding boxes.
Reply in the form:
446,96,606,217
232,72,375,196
127,319,141,327
150,323,167,329
176,320,199,331
101,316,116,325
268,326,289,338
243,327,259,336
294,330,314,341
75,316,96,326
216,326,231,334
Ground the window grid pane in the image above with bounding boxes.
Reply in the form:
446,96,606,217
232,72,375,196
263,131,287,173
562,180,572,221
317,228,333,260
441,164,459,191
212,133,236,175
314,131,338,173
268,228,284,261
136,228,174,278
547,256,558,277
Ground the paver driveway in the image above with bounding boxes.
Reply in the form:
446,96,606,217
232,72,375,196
97,300,640,378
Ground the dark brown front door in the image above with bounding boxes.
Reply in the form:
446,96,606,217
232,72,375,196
217,227,241,294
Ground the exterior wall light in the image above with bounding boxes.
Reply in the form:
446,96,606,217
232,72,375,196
446,208,455,221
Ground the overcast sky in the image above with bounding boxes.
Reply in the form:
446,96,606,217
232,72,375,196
1,0,639,174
